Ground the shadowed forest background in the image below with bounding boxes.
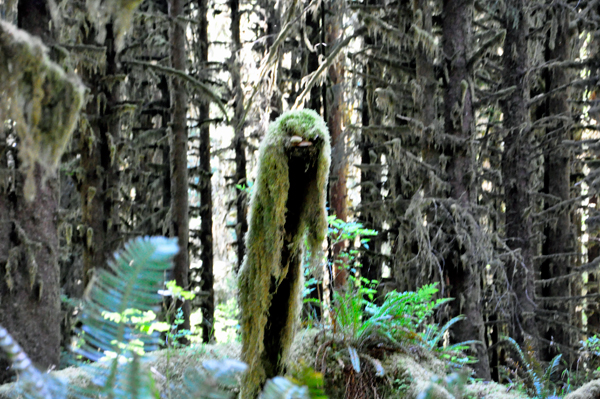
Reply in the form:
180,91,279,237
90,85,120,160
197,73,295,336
1,0,600,396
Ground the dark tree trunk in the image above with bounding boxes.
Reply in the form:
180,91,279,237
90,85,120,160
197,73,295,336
230,0,248,274
442,0,490,379
264,0,282,120
169,0,191,331
80,25,121,287
539,5,573,363
325,0,348,289
197,0,214,343
500,0,538,347
358,10,383,284
359,90,383,285
0,1,60,382
306,6,322,113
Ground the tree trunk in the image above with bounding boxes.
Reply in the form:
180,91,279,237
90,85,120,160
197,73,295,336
0,1,60,382
230,0,248,274
79,25,121,287
442,0,490,379
325,0,348,289
169,0,191,332
539,5,573,363
500,0,538,347
197,0,214,343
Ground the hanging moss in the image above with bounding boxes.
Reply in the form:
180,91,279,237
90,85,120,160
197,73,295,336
238,109,331,399
0,21,85,200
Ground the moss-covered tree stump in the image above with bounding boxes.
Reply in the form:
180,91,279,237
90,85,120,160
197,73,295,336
238,109,330,399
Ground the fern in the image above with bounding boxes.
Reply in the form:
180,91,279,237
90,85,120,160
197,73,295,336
0,326,64,399
502,336,562,398
0,237,324,399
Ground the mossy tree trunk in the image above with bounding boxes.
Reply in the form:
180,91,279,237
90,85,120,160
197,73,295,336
539,4,574,364
196,0,214,343
169,0,191,332
0,1,60,383
500,0,538,347
441,0,490,379
239,111,330,399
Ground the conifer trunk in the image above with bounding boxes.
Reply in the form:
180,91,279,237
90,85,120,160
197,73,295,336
358,4,383,285
230,0,248,273
197,0,214,343
169,0,191,332
0,0,60,383
442,0,490,379
80,25,121,286
325,0,348,289
501,0,538,347
540,5,573,363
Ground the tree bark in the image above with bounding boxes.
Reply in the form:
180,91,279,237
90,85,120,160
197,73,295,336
500,0,538,347
169,0,191,331
325,0,348,289
0,1,60,382
79,25,121,287
230,0,248,274
540,5,573,363
442,0,490,379
197,0,214,343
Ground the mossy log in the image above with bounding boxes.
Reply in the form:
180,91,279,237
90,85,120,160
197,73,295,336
238,109,331,399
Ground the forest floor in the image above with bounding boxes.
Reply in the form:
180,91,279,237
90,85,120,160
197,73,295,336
3,328,591,399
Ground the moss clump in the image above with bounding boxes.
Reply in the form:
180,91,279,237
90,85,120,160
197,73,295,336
0,21,85,200
238,109,330,399
564,379,600,399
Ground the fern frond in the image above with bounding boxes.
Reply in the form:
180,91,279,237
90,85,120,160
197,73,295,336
0,326,65,399
77,236,178,362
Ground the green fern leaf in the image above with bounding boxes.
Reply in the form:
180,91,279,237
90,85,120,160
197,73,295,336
77,236,178,362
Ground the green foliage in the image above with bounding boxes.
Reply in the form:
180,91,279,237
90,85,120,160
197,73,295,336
159,281,197,348
303,217,377,323
327,216,378,249
214,298,240,343
501,336,562,398
580,335,600,374
77,237,178,362
422,316,479,368
333,282,451,348
0,237,326,399
330,281,477,376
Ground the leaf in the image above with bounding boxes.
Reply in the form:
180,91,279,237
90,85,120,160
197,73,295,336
261,377,309,399
348,346,361,373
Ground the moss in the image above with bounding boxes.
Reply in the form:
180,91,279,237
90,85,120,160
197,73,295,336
287,330,531,399
564,379,600,399
0,21,85,199
238,109,330,399
0,343,241,399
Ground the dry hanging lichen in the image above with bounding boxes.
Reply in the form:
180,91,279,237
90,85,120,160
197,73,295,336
238,109,330,399
0,21,85,200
